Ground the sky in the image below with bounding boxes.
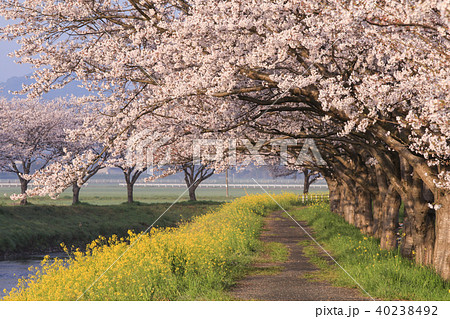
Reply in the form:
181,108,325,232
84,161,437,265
0,17,32,83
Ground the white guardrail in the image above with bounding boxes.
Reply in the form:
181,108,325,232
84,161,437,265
119,183,328,189
299,193,329,202
0,182,20,187
0,181,328,189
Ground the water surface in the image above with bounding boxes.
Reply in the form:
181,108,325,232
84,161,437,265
0,253,66,299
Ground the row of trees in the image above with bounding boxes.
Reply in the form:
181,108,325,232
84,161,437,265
0,1,448,280
0,97,224,203
2,98,296,203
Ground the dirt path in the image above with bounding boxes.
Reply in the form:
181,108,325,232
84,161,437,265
232,210,371,301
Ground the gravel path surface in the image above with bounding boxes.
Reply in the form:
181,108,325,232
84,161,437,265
232,210,371,301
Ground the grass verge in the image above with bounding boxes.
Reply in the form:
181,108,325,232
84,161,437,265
246,241,290,277
0,201,221,257
254,242,290,264
290,203,450,301
2,193,298,300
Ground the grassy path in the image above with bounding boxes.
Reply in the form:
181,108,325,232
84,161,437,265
232,210,370,301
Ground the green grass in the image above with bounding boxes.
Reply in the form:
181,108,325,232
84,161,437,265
2,193,299,301
290,203,450,301
0,201,222,256
246,266,285,276
258,242,290,263
297,241,340,282
0,185,324,206
245,242,290,276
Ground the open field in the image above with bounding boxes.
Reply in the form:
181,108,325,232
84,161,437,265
0,184,327,206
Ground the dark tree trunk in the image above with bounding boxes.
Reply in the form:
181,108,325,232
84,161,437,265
406,198,435,266
341,180,356,226
19,177,28,205
371,162,401,249
183,163,214,202
433,194,450,281
355,186,374,235
72,182,81,205
188,186,197,201
324,176,341,214
302,168,319,194
380,187,401,250
120,166,145,204
371,192,383,239
303,177,310,194
336,180,346,218
402,183,435,258
400,159,435,266
127,182,134,204
399,157,414,258
14,161,31,206
328,155,378,235
184,166,198,201
401,211,415,258
372,163,391,240
330,184,341,214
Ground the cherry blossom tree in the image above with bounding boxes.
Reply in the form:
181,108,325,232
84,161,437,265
1,0,449,279
269,165,320,194
25,149,107,204
70,156,106,205
108,131,147,204
23,104,107,204
182,163,214,201
0,98,74,204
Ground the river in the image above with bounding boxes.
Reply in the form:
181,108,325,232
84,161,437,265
0,253,67,299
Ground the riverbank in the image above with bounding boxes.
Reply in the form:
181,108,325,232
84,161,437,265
0,252,67,298
0,201,221,259
2,193,298,300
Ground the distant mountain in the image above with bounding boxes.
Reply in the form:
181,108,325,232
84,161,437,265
0,75,90,99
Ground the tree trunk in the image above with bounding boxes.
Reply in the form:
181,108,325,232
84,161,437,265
336,181,346,217
183,163,214,202
401,211,415,258
372,163,390,239
407,200,435,266
303,175,310,194
354,187,373,235
372,160,401,245
19,177,28,205
127,182,134,203
188,185,197,201
433,194,450,280
325,177,341,214
399,157,414,258
342,181,356,226
371,192,383,239
402,188,435,266
400,159,435,266
380,187,401,250
72,183,81,205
